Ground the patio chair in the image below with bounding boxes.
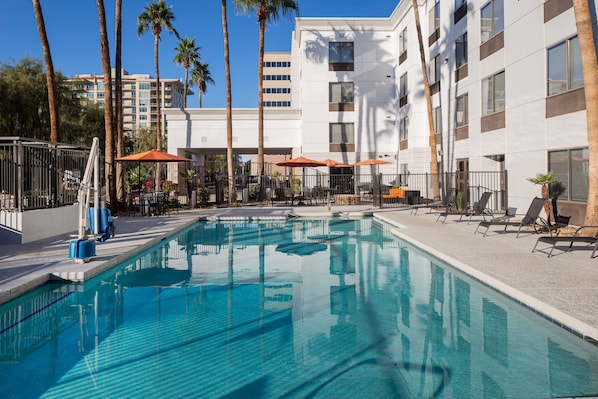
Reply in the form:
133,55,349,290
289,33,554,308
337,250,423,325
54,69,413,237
458,191,493,224
532,225,598,258
435,190,492,224
411,187,456,216
474,197,547,237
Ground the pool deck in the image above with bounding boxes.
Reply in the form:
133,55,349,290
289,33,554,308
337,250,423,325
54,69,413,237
2,204,598,346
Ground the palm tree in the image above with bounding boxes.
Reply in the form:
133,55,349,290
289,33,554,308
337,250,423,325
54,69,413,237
221,0,235,204
527,171,559,224
190,61,215,108
174,36,200,108
234,0,299,201
572,0,598,226
412,0,440,201
115,0,125,203
96,0,116,212
32,0,59,142
137,0,178,192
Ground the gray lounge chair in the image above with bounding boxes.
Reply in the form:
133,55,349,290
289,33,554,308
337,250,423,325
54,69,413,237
411,187,456,216
532,225,598,258
437,191,493,224
474,197,547,237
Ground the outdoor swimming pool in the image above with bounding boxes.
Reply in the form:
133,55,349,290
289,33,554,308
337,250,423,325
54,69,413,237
0,217,597,398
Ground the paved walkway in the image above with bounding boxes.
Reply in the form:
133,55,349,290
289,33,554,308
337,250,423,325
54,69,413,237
1,204,598,345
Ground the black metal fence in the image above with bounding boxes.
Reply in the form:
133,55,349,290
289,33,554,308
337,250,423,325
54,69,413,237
201,168,508,212
0,137,91,212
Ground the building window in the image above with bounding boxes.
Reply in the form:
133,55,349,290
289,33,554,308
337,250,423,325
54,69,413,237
329,42,354,71
400,73,408,99
399,116,409,141
456,33,468,68
429,54,441,84
433,106,442,134
399,28,407,56
455,93,469,127
548,148,588,202
481,0,504,43
139,82,150,90
547,36,583,96
329,82,354,103
429,1,440,32
482,71,505,115
330,123,354,142
455,0,466,8
329,42,354,62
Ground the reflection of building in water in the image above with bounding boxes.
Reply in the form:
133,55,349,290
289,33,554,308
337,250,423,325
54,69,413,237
1,218,598,397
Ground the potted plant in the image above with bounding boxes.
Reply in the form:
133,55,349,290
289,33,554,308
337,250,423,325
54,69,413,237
527,171,559,223
181,169,197,207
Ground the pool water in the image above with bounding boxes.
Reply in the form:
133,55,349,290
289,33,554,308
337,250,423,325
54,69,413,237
0,218,597,398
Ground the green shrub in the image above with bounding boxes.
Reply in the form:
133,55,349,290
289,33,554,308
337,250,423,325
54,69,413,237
197,187,210,208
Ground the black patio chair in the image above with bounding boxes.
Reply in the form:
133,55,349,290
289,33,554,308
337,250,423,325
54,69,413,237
532,225,598,258
474,197,547,237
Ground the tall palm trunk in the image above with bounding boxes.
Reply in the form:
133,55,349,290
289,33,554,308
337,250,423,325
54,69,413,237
257,5,266,201
32,0,59,142
154,32,162,192
222,0,235,204
96,0,116,211
115,0,125,203
573,0,598,225
198,76,203,107
183,62,189,108
412,0,440,201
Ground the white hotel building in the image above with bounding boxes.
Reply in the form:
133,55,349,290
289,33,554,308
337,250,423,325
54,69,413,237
165,0,594,222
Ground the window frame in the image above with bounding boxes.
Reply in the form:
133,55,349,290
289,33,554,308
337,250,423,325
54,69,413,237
329,42,354,63
548,147,589,202
433,106,443,134
429,1,440,33
547,35,583,96
480,0,504,44
400,73,408,99
456,32,468,69
455,93,469,127
399,116,409,141
329,123,355,145
329,82,355,104
482,70,505,116
399,28,408,56
429,54,441,84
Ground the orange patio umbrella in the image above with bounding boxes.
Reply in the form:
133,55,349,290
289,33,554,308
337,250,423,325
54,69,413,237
115,149,191,163
353,158,392,175
353,158,392,166
276,156,327,168
321,159,353,168
115,149,191,192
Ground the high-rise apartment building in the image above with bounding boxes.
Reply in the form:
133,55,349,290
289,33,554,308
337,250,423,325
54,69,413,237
70,69,187,138
263,52,292,108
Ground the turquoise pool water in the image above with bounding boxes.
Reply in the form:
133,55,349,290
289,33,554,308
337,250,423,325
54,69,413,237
0,218,597,398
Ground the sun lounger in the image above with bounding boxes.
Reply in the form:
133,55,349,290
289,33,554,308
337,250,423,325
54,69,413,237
532,225,598,258
474,197,546,237
411,188,455,216
437,191,492,224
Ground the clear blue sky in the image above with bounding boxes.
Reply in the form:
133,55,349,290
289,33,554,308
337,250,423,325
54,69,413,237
1,0,399,108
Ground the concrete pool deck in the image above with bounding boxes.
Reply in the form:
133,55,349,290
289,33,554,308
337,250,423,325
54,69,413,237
1,204,598,345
